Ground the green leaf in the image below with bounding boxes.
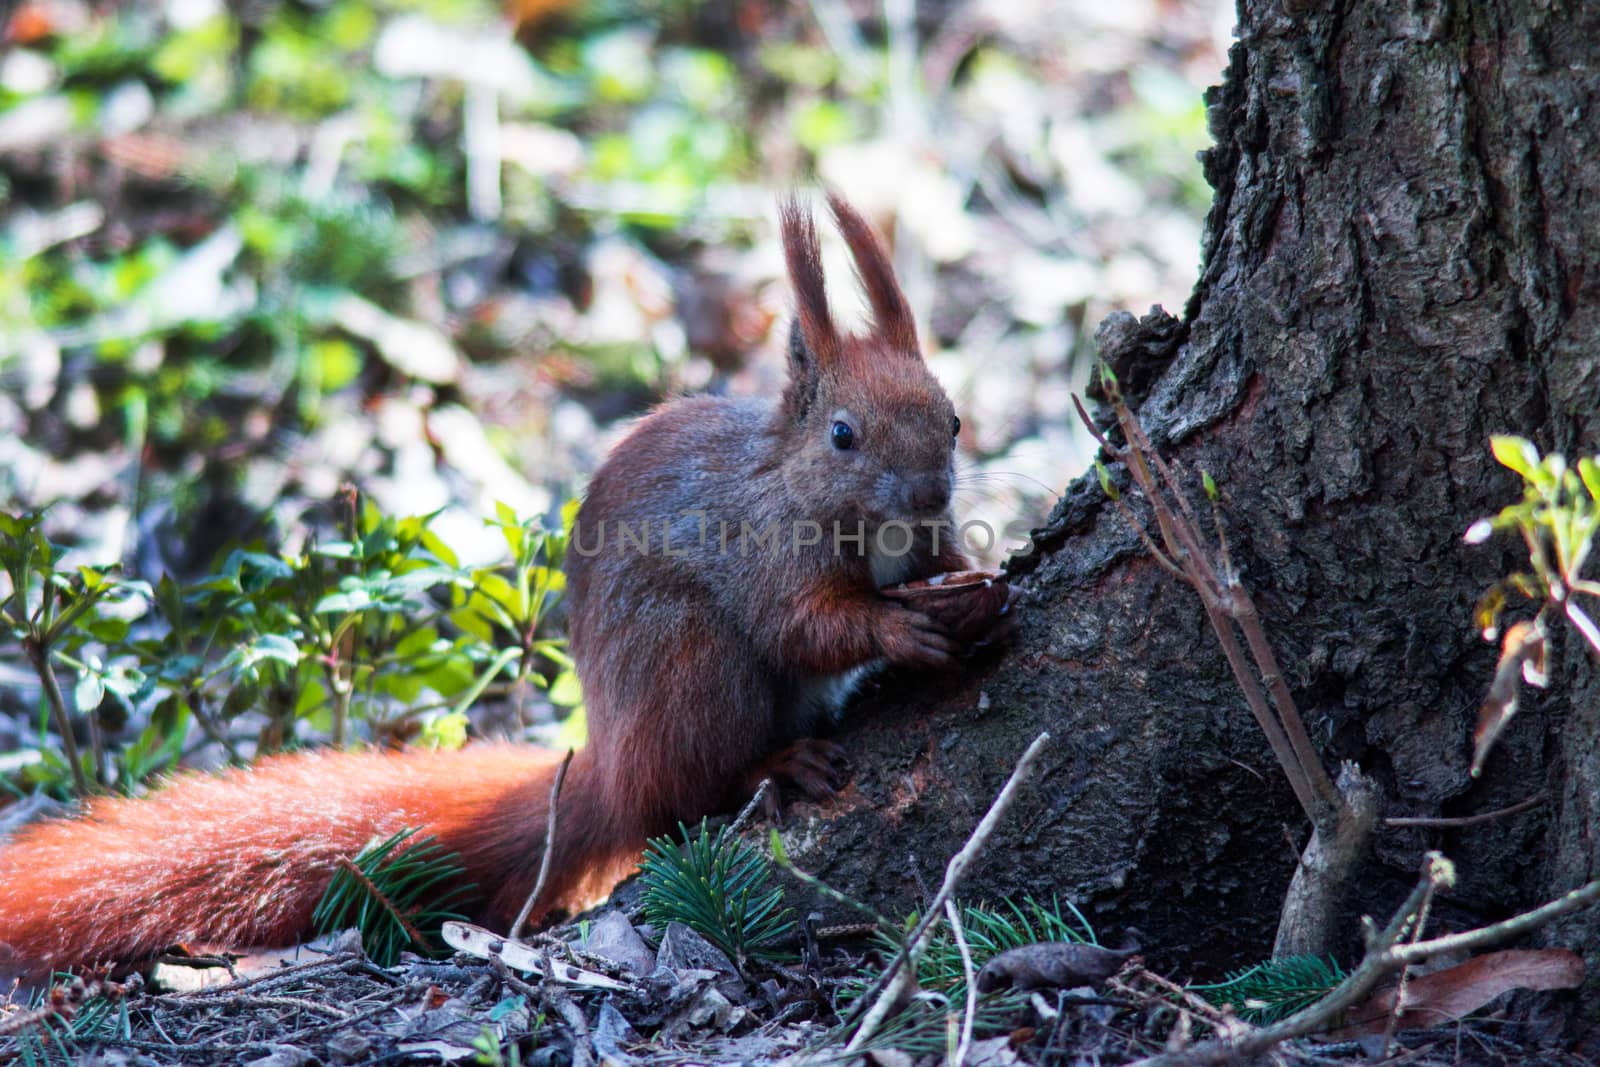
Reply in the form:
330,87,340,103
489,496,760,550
1490,434,1540,480
393,625,441,660
379,566,463,598
547,670,583,708
1095,460,1120,502
474,572,522,617
315,588,372,613
1579,457,1600,503
86,616,131,644
230,633,302,672
74,669,105,714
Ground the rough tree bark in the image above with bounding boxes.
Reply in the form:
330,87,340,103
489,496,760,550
777,0,1600,1015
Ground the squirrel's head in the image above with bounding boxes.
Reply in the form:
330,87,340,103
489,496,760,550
777,193,959,529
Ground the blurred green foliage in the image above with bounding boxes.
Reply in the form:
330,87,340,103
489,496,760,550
0,498,578,799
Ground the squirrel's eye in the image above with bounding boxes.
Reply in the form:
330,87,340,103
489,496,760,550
831,421,855,450
952,415,961,437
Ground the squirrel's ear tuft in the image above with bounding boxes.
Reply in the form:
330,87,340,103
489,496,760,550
826,191,920,359
779,196,839,374
783,319,819,419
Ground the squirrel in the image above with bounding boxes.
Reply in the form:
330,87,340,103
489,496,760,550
0,193,994,977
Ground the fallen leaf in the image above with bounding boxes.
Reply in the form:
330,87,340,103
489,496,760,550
1326,949,1584,1039
441,921,630,990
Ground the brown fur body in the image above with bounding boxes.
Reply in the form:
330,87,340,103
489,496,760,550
0,194,972,975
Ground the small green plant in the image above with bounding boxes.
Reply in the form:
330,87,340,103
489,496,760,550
472,1000,538,1067
311,826,473,967
638,819,796,965
0,496,580,798
1465,436,1600,775
1189,954,1347,1024
0,513,152,797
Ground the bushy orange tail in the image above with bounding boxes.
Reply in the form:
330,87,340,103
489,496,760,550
0,744,630,976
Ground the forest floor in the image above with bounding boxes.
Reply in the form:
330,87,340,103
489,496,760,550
1,0,1590,1063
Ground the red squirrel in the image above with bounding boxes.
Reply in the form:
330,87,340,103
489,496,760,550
0,193,987,976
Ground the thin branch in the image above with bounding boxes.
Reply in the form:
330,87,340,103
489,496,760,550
944,898,977,1067
22,637,90,797
1381,862,1440,1057
1563,599,1600,658
508,748,575,942
844,731,1052,1052
1384,793,1545,829
1105,491,1187,579
771,838,896,930
1201,602,1318,821
1230,594,1340,818
730,778,774,837
184,691,243,763
1078,385,1340,824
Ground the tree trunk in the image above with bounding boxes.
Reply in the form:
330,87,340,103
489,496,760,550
777,0,1600,1008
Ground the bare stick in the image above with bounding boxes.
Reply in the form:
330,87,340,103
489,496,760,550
23,638,90,796
1078,376,1369,957
508,748,575,942
1075,391,1337,823
730,778,773,836
945,898,978,1067
845,731,1051,1052
1231,594,1340,817
771,837,896,929
1385,793,1545,828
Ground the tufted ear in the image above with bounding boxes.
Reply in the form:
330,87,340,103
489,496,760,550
779,197,838,418
784,319,819,419
826,191,920,358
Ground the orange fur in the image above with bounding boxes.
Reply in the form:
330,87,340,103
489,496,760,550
0,746,639,974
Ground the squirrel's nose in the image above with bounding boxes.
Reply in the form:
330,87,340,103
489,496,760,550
910,476,951,513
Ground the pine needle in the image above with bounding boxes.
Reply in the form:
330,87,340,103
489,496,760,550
638,819,796,964
312,827,474,967
1190,954,1348,1023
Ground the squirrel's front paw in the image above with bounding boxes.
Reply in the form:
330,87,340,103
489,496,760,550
876,604,959,669
744,739,851,824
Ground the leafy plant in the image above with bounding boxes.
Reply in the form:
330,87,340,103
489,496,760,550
0,495,580,800
1190,954,1347,1024
312,826,473,967
638,819,796,964
0,512,152,796
1465,436,1600,775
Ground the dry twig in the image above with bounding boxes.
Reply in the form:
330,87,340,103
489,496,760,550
509,747,575,941
1384,793,1545,829
944,898,978,1067
844,730,1052,1051
1074,376,1379,957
